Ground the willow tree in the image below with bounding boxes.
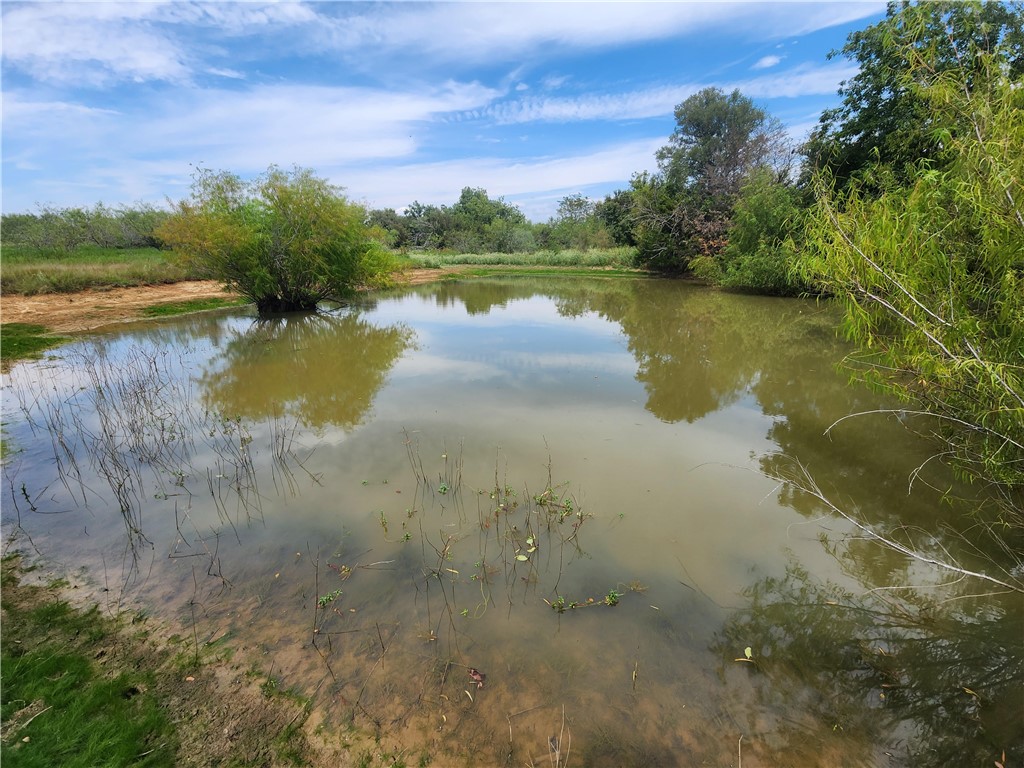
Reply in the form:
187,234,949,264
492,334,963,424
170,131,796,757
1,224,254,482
158,166,394,314
802,45,1024,517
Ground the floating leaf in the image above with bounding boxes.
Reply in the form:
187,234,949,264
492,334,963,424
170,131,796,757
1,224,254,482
515,554,529,561
526,537,535,546
734,646,755,663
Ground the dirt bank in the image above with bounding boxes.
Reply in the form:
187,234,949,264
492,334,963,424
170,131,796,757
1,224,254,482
0,268,462,335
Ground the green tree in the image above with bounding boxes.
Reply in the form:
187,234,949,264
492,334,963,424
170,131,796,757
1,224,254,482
545,193,611,250
695,168,809,296
802,46,1024,516
803,0,1024,187
158,166,394,315
367,207,411,249
657,88,787,199
449,187,526,252
404,201,452,249
595,189,637,247
633,88,789,273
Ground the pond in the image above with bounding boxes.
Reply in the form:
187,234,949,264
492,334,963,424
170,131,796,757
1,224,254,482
3,277,1020,766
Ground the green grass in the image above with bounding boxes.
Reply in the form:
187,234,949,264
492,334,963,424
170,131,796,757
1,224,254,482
461,266,642,279
0,244,641,296
0,324,69,366
0,246,192,295
141,297,249,317
1,558,177,767
402,246,638,270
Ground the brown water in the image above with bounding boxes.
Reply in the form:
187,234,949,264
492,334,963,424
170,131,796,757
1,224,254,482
3,277,1021,766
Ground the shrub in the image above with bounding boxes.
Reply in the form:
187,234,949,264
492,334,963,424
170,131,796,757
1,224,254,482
157,166,395,314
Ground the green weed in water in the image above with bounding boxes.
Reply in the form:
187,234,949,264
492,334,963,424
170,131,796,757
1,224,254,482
0,323,69,367
317,589,344,608
141,296,247,317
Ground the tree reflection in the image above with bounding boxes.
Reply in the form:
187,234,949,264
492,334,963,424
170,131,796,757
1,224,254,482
579,281,837,423
711,562,1023,767
407,277,856,425
199,309,414,431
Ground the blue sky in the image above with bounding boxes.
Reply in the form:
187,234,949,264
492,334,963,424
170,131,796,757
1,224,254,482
1,1,887,221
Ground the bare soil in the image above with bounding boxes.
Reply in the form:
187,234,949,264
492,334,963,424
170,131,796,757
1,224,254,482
1,556,378,767
0,269,462,335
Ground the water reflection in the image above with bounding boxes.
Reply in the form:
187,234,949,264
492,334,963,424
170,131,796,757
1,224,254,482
200,309,414,431
3,277,1019,766
712,561,1023,767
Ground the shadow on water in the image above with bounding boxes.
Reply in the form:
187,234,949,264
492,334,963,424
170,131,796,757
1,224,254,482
2,277,1021,766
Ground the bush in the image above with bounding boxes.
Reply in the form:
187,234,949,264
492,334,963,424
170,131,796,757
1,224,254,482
157,166,395,314
704,169,810,296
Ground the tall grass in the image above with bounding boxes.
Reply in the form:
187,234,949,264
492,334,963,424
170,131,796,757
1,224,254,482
404,246,638,269
0,246,192,295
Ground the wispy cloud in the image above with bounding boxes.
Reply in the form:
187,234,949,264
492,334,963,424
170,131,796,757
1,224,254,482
1,2,885,218
459,61,856,125
341,137,663,217
2,1,883,85
318,2,883,66
2,2,190,85
6,79,500,165
0,1,318,85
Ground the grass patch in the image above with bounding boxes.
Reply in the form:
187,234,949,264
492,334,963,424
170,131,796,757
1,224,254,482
141,297,248,318
1,558,177,767
403,246,638,270
0,324,69,367
0,246,192,295
461,266,643,279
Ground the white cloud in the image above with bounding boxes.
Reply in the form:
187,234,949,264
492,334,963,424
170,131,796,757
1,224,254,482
1,1,883,86
0,1,319,85
4,80,500,171
1,2,190,85
752,55,783,70
731,61,858,99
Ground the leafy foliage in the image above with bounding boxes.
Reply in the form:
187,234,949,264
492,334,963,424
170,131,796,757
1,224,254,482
595,189,637,247
695,168,810,296
803,0,1024,187
1,204,171,253
542,193,613,251
632,88,791,274
398,187,530,253
802,46,1024,507
157,166,395,314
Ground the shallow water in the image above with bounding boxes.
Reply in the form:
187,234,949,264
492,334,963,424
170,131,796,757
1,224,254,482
3,277,1020,766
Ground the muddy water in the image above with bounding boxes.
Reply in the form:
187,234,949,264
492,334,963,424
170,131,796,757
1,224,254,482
3,277,1020,766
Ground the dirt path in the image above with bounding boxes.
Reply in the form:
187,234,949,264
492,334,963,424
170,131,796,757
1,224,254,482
0,269,461,334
